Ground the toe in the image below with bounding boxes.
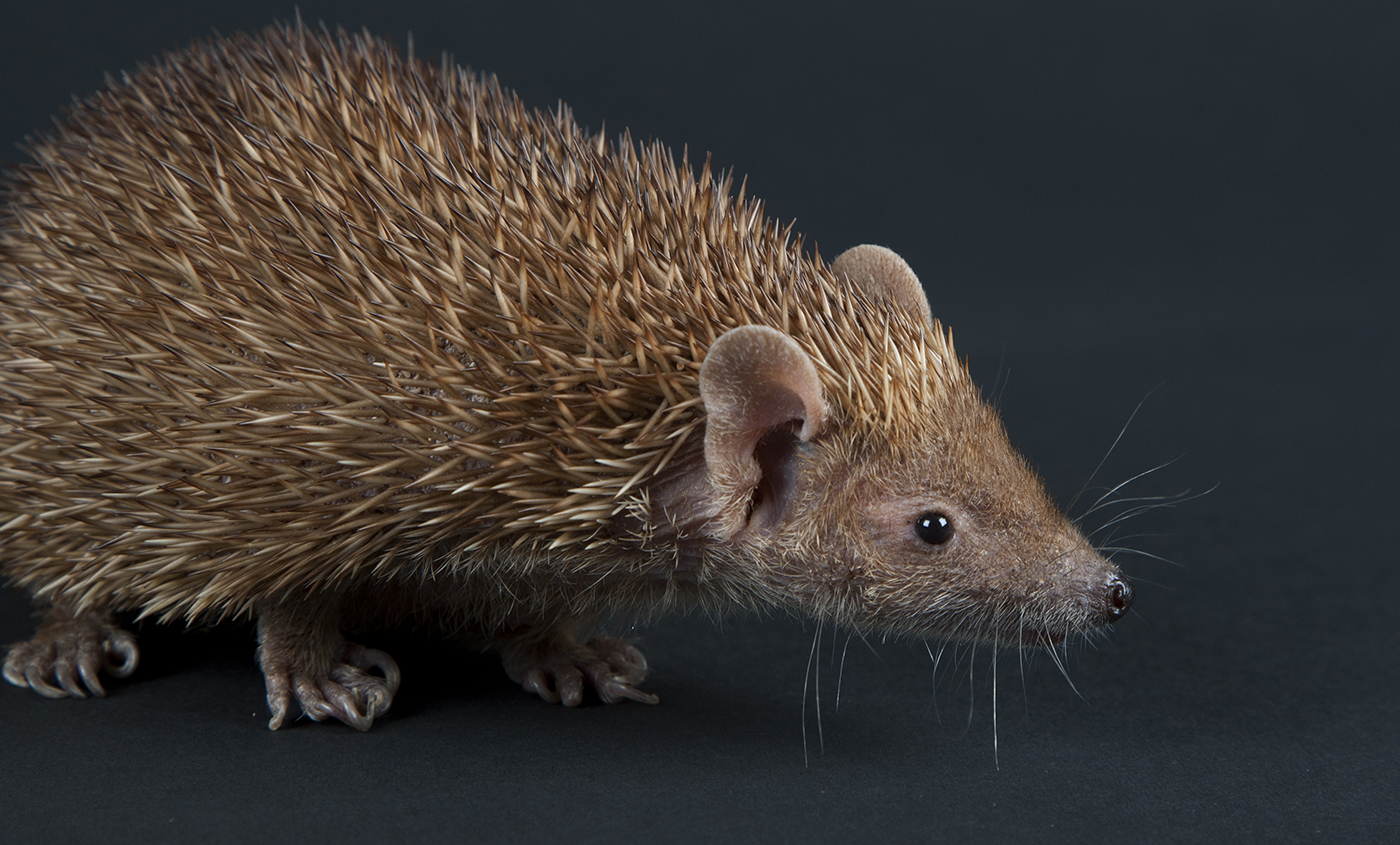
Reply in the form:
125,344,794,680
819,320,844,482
343,643,401,695
320,680,372,732
103,632,139,678
3,647,33,688
52,655,88,699
587,636,649,685
590,669,659,705
77,652,107,698
5,614,136,700
352,681,391,722
557,665,585,707
607,683,660,706
325,664,393,729
292,676,336,722
524,667,560,704
264,671,292,730
24,664,67,699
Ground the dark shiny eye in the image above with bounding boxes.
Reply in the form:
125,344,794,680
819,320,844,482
915,512,954,545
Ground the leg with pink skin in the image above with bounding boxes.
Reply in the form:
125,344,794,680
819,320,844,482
256,595,400,731
499,620,658,707
3,603,138,698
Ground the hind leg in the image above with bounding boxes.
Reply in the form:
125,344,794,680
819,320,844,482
256,596,400,731
3,604,139,698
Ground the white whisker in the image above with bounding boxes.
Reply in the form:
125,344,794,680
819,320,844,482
1066,384,1162,515
1098,546,1182,567
926,639,948,724
855,629,882,660
801,624,819,767
1075,456,1182,522
1081,487,1191,524
1098,529,1169,548
1018,607,1030,717
815,623,824,755
1045,641,1086,703
989,346,1009,406
836,632,852,715
1090,499,1186,536
992,638,1000,770
1089,483,1219,537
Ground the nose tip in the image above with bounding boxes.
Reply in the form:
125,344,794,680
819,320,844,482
1105,574,1134,622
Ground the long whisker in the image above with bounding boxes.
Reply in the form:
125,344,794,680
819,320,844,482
1018,607,1030,717
1090,483,1219,537
1045,641,1086,703
926,639,947,724
836,632,852,715
1097,546,1182,567
1083,490,1195,525
815,623,824,755
1066,384,1162,515
1076,456,1184,521
989,346,1009,406
854,629,883,661
1091,504,1177,535
1097,530,1170,548
1086,489,1190,516
801,624,819,767
992,637,1000,770
1089,488,1215,538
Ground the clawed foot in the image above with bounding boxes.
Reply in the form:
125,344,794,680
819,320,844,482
503,634,659,707
2,609,138,699
262,642,401,731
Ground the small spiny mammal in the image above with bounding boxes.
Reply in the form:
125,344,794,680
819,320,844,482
0,22,1133,730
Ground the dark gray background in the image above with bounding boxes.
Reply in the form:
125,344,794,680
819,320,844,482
2,1,1396,841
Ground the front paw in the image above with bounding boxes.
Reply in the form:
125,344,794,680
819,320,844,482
503,634,659,707
262,642,401,731
2,610,138,699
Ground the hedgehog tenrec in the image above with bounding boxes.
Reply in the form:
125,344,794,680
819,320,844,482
0,23,1132,730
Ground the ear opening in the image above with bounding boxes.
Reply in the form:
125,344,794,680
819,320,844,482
831,244,933,328
746,427,801,532
699,325,827,538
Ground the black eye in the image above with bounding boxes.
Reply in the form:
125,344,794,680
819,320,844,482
915,512,954,545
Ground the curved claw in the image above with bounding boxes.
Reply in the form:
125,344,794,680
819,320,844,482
262,642,398,732
556,667,586,708
593,676,660,706
589,637,649,680
3,611,138,700
24,663,67,699
503,631,659,707
265,671,292,730
104,632,139,678
343,643,401,695
78,654,107,697
52,654,87,698
321,683,371,731
1,653,24,689
523,667,561,705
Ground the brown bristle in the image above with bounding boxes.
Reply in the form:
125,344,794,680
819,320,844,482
0,22,966,622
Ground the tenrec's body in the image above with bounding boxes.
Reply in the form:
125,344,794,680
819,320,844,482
0,23,1132,729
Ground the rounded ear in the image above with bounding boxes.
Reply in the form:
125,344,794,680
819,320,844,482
831,244,932,328
699,325,828,536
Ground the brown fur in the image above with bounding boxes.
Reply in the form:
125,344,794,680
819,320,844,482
0,23,1130,728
